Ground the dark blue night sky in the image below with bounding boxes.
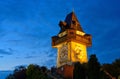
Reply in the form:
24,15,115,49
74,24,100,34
0,0,120,70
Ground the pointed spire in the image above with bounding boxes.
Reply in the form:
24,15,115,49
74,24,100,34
59,12,84,33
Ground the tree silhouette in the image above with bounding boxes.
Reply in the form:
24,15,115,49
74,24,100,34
6,55,120,79
6,66,26,79
113,58,120,78
26,64,50,79
14,66,26,79
73,62,87,79
26,64,41,79
102,58,120,79
88,54,101,79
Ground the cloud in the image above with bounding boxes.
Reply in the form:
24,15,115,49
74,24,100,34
24,56,38,59
0,49,12,55
0,56,4,58
47,49,57,57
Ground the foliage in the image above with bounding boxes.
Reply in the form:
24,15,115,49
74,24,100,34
6,66,26,79
88,54,101,79
14,66,26,79
51,66,57,75
113,58,120,77
73,62,87,79
26,64,41,79
6,56,120,79
102,58,120,79
6,64,51,79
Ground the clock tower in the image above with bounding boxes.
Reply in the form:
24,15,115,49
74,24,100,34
52,12,92,68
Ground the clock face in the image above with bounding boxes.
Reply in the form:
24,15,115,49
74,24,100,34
74,45,83,61
59,44,68,64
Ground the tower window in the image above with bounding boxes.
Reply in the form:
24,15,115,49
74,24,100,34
72,21,76,24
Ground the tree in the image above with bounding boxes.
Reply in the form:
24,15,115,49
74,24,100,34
41,66,47,73
40,66,49,79
51,66,57,74
6,66,26,79
26,64,50,79
73,62,87,79
88,54,101,79
113,58,120,78
13,66,26,79
26,64,41,79
102,58,120,79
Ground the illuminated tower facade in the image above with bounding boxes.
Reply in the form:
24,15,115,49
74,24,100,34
52,12,92,68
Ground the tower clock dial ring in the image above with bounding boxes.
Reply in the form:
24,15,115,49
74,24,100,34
74,45,84,61
59,44,68,64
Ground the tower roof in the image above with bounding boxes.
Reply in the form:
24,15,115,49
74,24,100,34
59,12,84,32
